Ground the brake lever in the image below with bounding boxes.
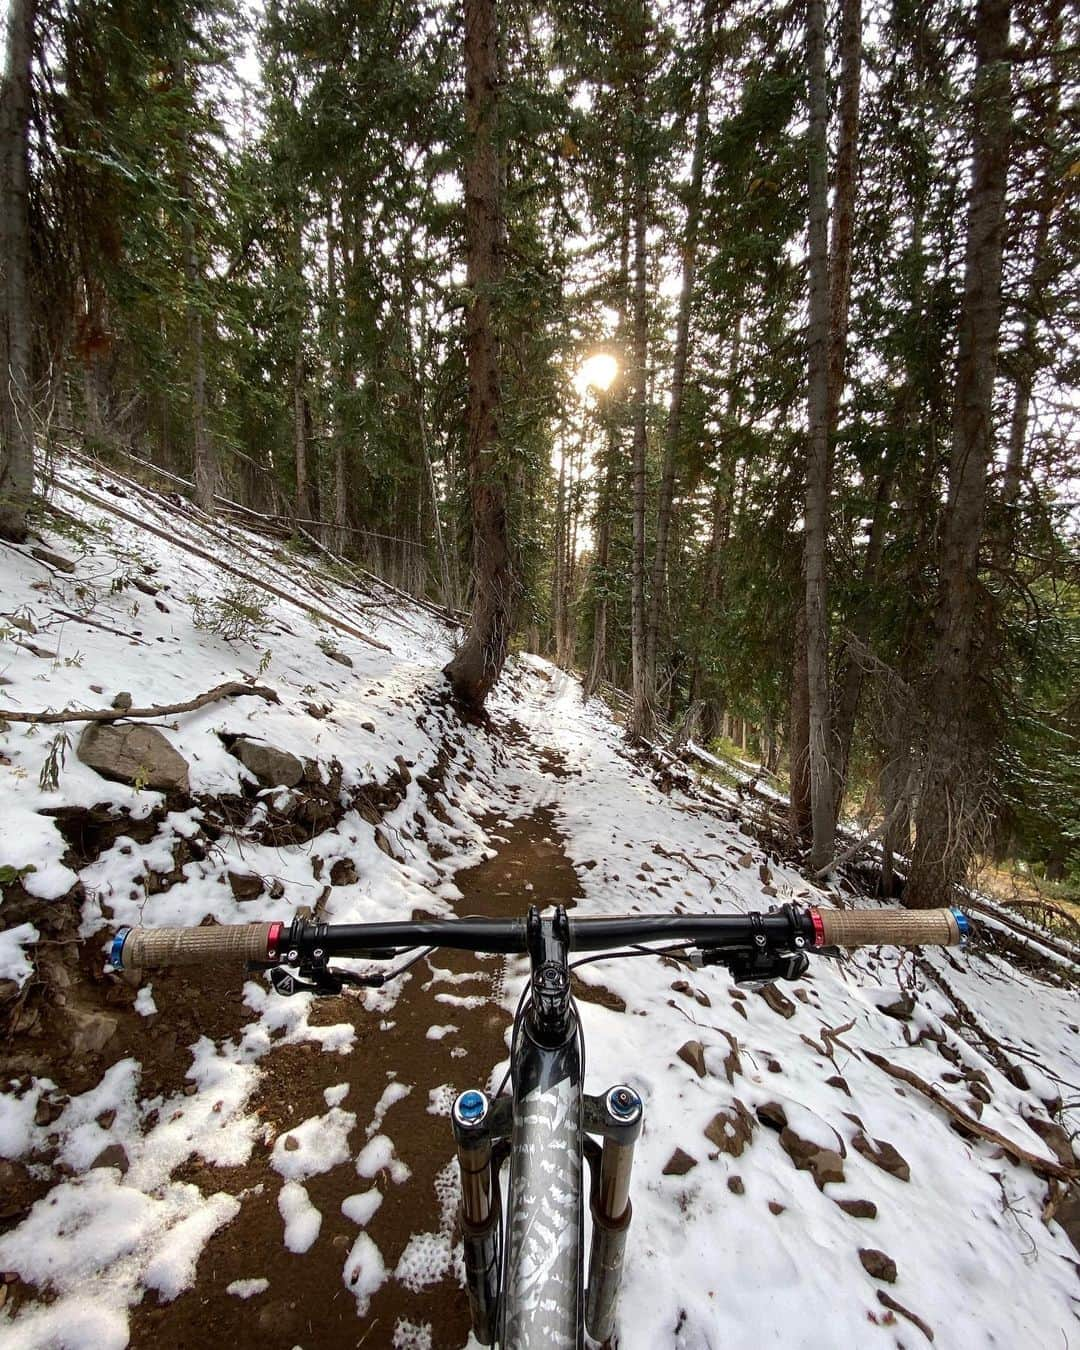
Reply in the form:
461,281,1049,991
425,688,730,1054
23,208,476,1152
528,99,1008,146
267,963,386,997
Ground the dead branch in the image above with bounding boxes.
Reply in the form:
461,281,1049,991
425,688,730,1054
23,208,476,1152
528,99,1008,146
0,680,278,725
863,1050,1079,1182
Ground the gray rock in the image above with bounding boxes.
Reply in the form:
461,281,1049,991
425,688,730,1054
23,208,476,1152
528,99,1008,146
231,737,304,788
727,1175,745,1195
78,723,190,793
66,1006,118,1058
324,647,353,668
677,1040,706,1078
110,692,133,711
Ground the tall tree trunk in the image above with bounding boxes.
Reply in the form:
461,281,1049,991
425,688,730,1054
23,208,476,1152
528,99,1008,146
906,0,1012,907
584,197,630,701
171,51,215,513
443,0,512,711
825,0,862,436
803,0,836,871
0,0,36,542
326,200,349,555
644,1,714,699
553,432,568,663
628,3,653,741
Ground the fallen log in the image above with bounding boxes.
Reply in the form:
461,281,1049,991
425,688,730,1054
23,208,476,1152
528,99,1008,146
0,680,278,726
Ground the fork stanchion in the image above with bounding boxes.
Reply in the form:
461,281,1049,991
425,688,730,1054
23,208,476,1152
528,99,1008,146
453,1090,500,1345
586,1085,643,1343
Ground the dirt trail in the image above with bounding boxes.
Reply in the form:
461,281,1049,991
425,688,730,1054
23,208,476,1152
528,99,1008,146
128,804,584,1350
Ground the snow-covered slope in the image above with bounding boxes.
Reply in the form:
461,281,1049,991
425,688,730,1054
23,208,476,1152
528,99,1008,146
0,456,1077,1349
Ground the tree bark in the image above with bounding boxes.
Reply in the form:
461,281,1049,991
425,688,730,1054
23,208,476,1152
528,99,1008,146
443,0,512,712
825,0,862,436
171,51,215,514
906,0,1012,907
325,199,349,555
0,0,36,542
628,1,653,741
803,0,836,871
644,0,714,701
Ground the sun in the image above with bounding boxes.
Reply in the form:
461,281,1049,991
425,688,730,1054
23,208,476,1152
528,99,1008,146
574,352,618,397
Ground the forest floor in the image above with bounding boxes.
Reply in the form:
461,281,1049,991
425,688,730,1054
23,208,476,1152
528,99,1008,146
1,454,1079,1350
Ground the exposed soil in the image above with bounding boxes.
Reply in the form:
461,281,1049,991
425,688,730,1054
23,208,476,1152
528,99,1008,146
119,803,587,1350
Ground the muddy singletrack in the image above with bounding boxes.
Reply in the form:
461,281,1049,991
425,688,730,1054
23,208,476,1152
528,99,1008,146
127,803,585,1350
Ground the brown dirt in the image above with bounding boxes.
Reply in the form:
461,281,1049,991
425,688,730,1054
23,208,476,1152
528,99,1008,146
116,803,586,1350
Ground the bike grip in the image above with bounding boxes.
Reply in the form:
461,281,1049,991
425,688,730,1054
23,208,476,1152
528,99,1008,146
113,923,275,970
817,907,964,948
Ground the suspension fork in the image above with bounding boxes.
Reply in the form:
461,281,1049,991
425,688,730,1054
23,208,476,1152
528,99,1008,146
453,1090,512,1345
583,1084,644,1343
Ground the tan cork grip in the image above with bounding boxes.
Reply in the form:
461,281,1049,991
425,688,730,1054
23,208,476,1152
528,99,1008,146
121,923,273,969
818,908,960,948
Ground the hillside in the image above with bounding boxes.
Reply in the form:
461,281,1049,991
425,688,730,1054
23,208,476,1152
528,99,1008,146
0,458,1078,1349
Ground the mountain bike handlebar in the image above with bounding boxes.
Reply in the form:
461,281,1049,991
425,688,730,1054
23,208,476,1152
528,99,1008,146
110,905,968,972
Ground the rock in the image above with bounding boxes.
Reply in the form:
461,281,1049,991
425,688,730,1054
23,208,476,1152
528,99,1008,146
34,1097,64,1126
394,756,413,784
268,878,285,900
229,871,264,901
303,702,331,719
31,546,76,573
96,1109,117,1130
66,1006,118,1058
969,1082,991,1105
91,1143,129,1174
766,1057,782,1073
876,992,915,1021
110,692,133,711
1021,1112,1077,1169
756,1102,788,1132
779,1129,845,1188
677,1040,707,1078
78,723,190,793
9,614,35,634
330,858,359,887
727,1175,745,1195
719,1031,741,1084
768,1200,785,1215
859,1248,898,1283
662,1148,698,1177
374,829,394,858
836,1198,877,1219
324,647,353,667
360,721,375,733
231,737,304,788
704,1101,754,1157
757,985,796,1019
826,1075,851,1096
852,1132,911,1182
283,1135,300,1151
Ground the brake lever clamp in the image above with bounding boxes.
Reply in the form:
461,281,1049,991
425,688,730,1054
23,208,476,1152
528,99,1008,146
268,961,383,997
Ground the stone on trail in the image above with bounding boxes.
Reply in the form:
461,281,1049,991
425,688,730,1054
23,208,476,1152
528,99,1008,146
231,736,304,788
78,722,190,793
852,1131,911,1183
677,1040,707,1078
859,1248,898,1283
662,1148,699,1177
330,857,359,886
779,1128,845,1188
836,1198,878,1219
704,1101,754,1157
229,870,264,901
